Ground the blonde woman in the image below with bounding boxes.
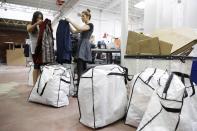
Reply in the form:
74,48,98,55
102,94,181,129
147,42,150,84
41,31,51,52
66,9,94,96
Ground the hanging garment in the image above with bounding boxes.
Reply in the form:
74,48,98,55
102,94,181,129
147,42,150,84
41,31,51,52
56,20,72,64
28,64,72,107
78,64,129,129
34,19,55,64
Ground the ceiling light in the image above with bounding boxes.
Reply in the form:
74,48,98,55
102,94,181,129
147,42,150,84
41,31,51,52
134,1,145,9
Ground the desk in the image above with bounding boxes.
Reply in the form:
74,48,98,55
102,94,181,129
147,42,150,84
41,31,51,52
91,48,121,53
4,42,23,50
4,42,15,50
91,48,121,64
4,42,25,66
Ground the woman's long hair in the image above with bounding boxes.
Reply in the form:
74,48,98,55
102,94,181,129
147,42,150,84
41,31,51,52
31,11,43,34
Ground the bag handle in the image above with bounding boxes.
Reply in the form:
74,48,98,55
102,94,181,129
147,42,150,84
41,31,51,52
145,68,157,84
162,74,174,99
172,72,195,97
108,66,133,84
36,70,47,96
161,103,181,113
121,66,133,84
36,67,56,96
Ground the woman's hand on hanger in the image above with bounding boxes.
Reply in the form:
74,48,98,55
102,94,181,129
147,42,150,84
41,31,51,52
66,18,90,33
27,20,43,33
36,19,43,25
65,18,70,22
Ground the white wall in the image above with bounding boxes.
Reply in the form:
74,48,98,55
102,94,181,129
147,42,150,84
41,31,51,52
144,0,175,33
144,0,197,33
121,0,128,66
183,0,197,28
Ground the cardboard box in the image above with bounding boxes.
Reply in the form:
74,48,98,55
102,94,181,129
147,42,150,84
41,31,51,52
126,31,172,55
6,48,26,66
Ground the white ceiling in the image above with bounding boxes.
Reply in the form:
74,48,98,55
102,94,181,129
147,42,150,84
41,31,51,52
129,0,144,30
78,0,121,13
1,0,120,12
1,0,144,29
1,0,144,16
77,0,144,30
1,0,61,11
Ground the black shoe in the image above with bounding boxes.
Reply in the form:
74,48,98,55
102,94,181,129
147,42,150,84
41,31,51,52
73,93,78,98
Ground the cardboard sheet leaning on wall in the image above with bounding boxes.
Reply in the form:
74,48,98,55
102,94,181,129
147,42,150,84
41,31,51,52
151,28,197,55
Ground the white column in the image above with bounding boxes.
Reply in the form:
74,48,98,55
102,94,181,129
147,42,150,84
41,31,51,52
144,0,157,33
98,10,102,39
121,0,128,66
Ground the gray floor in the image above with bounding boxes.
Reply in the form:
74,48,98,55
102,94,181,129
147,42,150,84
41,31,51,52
0,65,136,131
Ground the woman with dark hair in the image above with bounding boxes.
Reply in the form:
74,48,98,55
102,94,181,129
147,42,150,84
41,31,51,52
66,9,94,96
27,11,43,86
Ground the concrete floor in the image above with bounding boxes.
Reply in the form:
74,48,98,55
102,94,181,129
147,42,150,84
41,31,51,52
0,65,136,131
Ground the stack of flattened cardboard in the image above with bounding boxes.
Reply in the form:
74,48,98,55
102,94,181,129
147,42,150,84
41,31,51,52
151,28,197,55
126,31,172,55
